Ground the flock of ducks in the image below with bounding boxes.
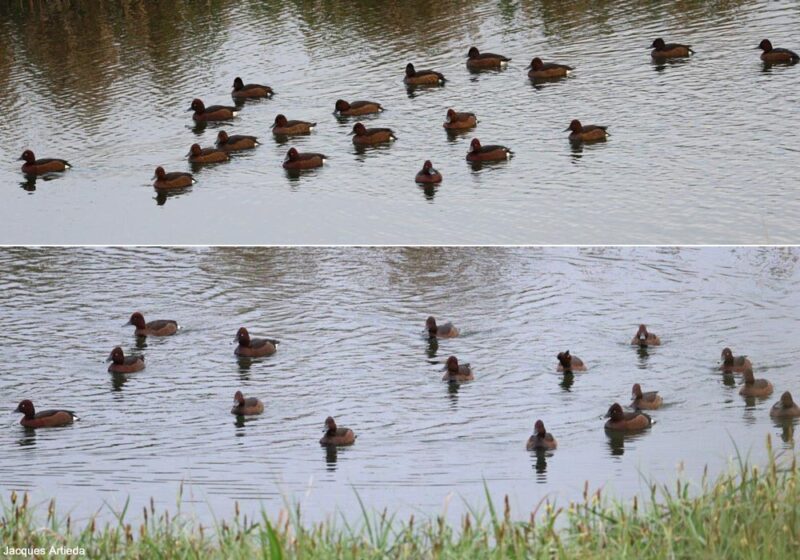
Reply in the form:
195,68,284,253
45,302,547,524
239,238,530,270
16,39,798,189
13,315,800,453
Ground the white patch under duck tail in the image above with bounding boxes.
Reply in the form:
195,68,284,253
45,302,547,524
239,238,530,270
231,111,239,117
190,177,198,185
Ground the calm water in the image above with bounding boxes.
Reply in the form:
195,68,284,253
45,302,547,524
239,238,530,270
1,1,799,244
1,247,798,525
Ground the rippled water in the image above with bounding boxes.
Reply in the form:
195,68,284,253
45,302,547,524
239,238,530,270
0,1,798,243
1,247,798,524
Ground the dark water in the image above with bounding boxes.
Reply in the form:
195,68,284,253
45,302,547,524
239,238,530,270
1,247,798,525
1,1,799,244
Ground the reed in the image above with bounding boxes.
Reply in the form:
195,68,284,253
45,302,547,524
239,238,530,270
2,437,798,559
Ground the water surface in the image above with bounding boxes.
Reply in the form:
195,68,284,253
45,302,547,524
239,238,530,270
0,247,798,524
1,0,799,243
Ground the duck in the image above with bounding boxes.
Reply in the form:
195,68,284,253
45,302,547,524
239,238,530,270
527,57,573,79
604,403,652,431
739,367,773,397
631,324,660,346
351,122,396,145
187,144,229,164
556,351,586,372
334,99,384,116
230,391,264,415
415,161,442,184
757,39,799,64
19,150,71,175
720,347,751,373
107,346,145,374
14,400,78,428
152,166,195,190
404,63,446,86
442,356,473,382
466,138,513,162
770,391,800,418
234,327,278,357
526,419,557,450
282,147,326,170
565,119,608,143
272,114,316,136
188,98,238,122
215,131,259,151
231,77,274,98
466,46,510,69
426,316,458,338
319,416,356,445
631,383,662,410
443,108,477,130
650,38,694,58
125,312,178,336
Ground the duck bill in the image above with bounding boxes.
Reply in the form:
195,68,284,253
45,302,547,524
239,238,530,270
123,320,132,326
106,356,114,362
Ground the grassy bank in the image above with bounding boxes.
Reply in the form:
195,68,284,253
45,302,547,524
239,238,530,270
2,439,799,559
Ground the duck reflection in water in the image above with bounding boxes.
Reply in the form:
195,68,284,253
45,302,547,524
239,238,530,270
419,183,437,201
636,345,650,367
17,428,37,447
324,444,338,471
237,356,253,377
531,449,551,482
426,337,439,359
446,380,461,408
154,188,192,207
20,176,37,192
607,431,626,456
721,371,736,388
110,372,129,392
560,372,575,391
774,417,797,444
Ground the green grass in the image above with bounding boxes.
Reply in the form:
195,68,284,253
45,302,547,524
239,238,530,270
2,437,799,559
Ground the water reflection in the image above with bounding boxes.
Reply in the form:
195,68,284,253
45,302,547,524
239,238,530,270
237,357,253,378
111,372,129,392
324,445,338,471
17,429,36,448
19,177,37,192
446,381,461,407
635,346,650,368
773,418,797,445
425,338,439,359
606,431,626,456
531,449,552,482
721,372,737,388
559,372,575,392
